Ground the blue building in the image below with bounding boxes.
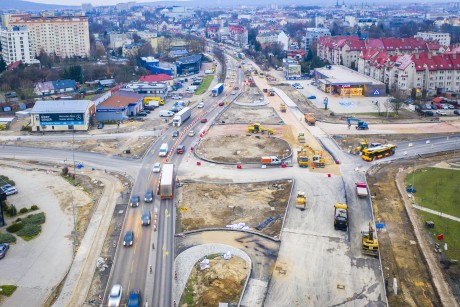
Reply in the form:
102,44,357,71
176,54,202,76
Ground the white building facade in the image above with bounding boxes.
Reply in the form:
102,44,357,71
0,26,35,64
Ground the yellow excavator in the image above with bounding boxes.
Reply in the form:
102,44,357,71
362,221,379,257
297,147,309,167
295,191,306,210
248,123,275,135
305,145,325,168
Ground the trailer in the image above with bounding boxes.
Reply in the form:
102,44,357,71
160,163,174,199
172,107,191,127
212,83,224,97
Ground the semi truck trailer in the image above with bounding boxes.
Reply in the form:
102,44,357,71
172,107,191,127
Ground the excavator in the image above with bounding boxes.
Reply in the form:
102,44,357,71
248,123,275,135
305,145,325,168
295,191,306,210
347,117,369,130
297,147,309,167
362,221,379,257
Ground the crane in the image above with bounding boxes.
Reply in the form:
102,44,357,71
347,117,369,130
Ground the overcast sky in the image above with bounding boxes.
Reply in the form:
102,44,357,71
26,0,184,5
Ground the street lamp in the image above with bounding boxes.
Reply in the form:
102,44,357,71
70,125,78,254
410,154,422,195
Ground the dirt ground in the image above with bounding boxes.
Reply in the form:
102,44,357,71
176,180,292,238
196,134,291,164
180,255,249,307
217,105,283,125
236,81,264,104
366,156,452,306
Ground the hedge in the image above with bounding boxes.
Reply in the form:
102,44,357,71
16,224,41,240
23,212,45,225
6,223,24,233
0,232,16,244
0,285,17,297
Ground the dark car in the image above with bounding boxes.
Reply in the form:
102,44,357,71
201,118,207,123
97,122,104,129
0,243,9,259
144,110,151,114
130,195,140,207
127,289,141,307
176,145,185,154
170,108,180,113
138,112,148,117
123,230,134,246
141,209,151,226
454,110,460,115
172,130,179,137
144,190,153,203
218,102,224,106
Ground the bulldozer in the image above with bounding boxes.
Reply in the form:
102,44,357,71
280,103,287,112
305,145,325,168
362,221,379,257
248,123,275,135
297,147,309,167
295,191,306,210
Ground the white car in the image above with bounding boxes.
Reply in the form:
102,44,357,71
1,185,17,196
188,130,195,137
172,95,182,100
436,110,447,116
152,163,161,173
108,284,122,307
197,103,204,108
231,91,236,95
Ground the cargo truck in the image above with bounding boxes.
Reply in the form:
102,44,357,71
160,163,174,199
172,107,191,127
304,113,316,126
260,156,282,165
212,83,224,97
356,182,369,198
144,96,164,105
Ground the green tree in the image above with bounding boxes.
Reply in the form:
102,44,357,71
411,88,417,100
63,65,83,83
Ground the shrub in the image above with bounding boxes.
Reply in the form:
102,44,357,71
0,232,16,244
23,212,45,225
6,223,24,233
7,205,17,217
0,285,17,297
16,224,41,240
30,205,39,211
19,208,28,214
0,175,15,186
15,218,22,223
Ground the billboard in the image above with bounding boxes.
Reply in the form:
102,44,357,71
286,64,301,78
39,113,85,126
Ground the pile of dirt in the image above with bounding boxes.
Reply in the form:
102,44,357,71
180,255,249,307
237,82,264,104
177,180,292,237
196,134,291,163
218,105,282,125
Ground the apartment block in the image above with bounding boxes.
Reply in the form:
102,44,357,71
414,32,451,47
305,28,331,52
10,16,90,58
0,26,35,65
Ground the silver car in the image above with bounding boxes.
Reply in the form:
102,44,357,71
108,284,122,307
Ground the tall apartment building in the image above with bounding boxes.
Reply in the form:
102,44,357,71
0,26,35,65
414,32,451,46
305,28,330,52
10,16,90,58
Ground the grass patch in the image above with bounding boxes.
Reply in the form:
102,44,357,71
180,276,197,305
407,168,460,218
8,212,46,241
418,211,460,260
0,175,15,186
23,212,46,225
16,224,41,241
0,232,16,244
195,75,214,95
0,285,17,297
6,223,24,233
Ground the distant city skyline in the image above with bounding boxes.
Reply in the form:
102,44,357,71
26,0,189,6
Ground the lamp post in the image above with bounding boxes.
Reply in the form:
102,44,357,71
70,125,78,254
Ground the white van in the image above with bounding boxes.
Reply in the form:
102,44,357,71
159,110,174,117
159,143,169,157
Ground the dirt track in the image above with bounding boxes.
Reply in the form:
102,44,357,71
218,105,283,125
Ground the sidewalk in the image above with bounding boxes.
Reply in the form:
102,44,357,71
53,171,124,307
412,205,460,222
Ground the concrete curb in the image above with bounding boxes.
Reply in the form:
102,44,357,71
175,228,280,243
278,178,295,241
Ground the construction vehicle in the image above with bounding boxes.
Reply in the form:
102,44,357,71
361,144,396,162
295,191,306,210
280,103,287,112
304,113,316,126
347,117,369,130
334,203,348,230
248,123,275,135
296,147,309,167
362,221,379,257
355,138,382,154
305,145,325,168
297,133,305,143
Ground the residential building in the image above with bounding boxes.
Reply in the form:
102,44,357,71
414,32,451,46
109,33,132,49
34,79,77,96
122,43,142,57
305,28,331,52
0,26,35,65
10,16,90,58
256,31,289,51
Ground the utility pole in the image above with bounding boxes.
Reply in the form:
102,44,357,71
71,126,78,254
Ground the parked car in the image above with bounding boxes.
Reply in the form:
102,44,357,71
172,130,179,137
123,230,134,246
448,104,455,109
137,111,148,117
0,243,9,259
308,96,316,99
436,110,447,116
1,185,17,196
231,91,236,95
454,110,460,115
144,190,153,203
144,110,151,114
152,163,161,173
130,195,140,207
197,103,204,108
188,130,195,137
201,118,207,123
127,289,141,307
172,95,182,100
425,110,434,116
425,104,432,110
176,145,185,154
108,284,122,307
97,122,104,129
296,85,304,89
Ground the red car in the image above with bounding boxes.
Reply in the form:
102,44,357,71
201,118,207,123
218,102,224,106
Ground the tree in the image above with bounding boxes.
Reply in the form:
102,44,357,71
137,44,154,58
411,88,417,100
63,65,83,83
37,49,53,69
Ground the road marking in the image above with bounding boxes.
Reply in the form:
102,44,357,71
127,280,131,294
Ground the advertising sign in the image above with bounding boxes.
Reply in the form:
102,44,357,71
287,64,301,78
39,113,85,126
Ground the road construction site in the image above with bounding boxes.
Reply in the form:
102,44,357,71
217,105,283,125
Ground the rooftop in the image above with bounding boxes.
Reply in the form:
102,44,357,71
99,95,139,108
315,65,384,86
31,100,93,113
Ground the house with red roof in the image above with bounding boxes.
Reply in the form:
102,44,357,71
139,74,174,86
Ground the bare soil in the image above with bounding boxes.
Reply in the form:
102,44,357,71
218,105,283,125
367,157,448,306
177,180,292,238
180,255,249,307
236,81,264,104
196,134,291,164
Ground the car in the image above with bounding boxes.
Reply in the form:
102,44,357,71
308,96,316,99
188,130,195,137
454,110,460,115
1,184,12,190
442,104,449,110
127,288,141,307
2,186,17,196
108,284,122,307
130,195,140,207
218,101,224,106
172,95,182,100
97,122,104,129
123,230,134,246
231,91,236,95
234,86,239,90
137,111,148,117
201,118,207,123
152,163,161,173
144,190,153,203
448,104,455,109
436,110,447,116
176,145,185,154
170,108,180,113
197,103,204,108
172,130,179,137
141,210,151,226
425,104,432,110
296,85,304,89
0,243,9,259
144,110,151,114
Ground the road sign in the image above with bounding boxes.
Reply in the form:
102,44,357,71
373,90,380,96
